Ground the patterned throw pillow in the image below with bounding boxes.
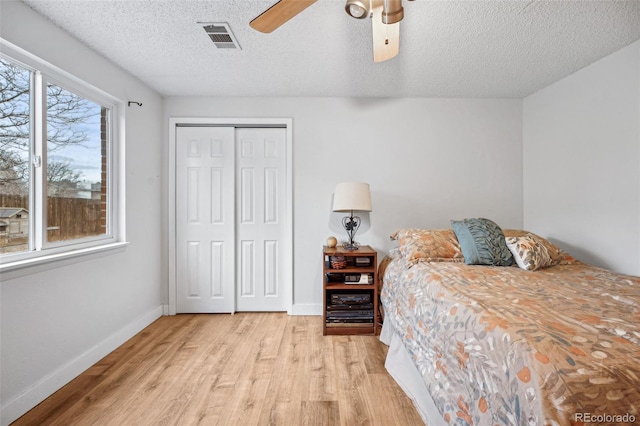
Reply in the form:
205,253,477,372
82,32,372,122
503,229,576,265
450,218,514,266
505,234,554,271
391,228,464,267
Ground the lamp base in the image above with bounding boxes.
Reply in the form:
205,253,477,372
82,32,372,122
342,213,361,251
343,241,360,251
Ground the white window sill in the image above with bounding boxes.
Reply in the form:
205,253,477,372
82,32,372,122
0,242,129,281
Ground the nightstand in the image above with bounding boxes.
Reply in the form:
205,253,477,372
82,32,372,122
323,245,378,336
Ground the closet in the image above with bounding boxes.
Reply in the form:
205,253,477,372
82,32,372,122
172,122,291,313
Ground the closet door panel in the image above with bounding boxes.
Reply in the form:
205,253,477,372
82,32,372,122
176,126,235,313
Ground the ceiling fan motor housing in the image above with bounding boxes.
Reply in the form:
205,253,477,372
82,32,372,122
382,0,404,24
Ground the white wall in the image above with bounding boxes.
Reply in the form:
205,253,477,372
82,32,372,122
0,2,165,424
165,97,524,313
523,40,640,275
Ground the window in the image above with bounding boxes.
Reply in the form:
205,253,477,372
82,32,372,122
0,44,124,270
45,82,108,244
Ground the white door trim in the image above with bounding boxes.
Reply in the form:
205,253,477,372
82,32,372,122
168,117,293,315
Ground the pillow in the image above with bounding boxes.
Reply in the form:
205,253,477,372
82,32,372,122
503,229,576,265
505,234,554,271
391,228,464,267
450,218,514,266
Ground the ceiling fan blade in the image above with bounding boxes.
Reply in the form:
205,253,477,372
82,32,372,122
371,0,399,62
250,0,317,33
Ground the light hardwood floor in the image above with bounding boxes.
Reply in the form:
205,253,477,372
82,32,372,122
13,313,423,426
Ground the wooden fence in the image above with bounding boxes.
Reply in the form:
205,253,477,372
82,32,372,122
0,194,102,246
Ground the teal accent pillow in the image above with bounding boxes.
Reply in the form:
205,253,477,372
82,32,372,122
451,218,514,266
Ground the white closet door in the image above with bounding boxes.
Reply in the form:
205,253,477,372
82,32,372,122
236,128,287,312
176,126,235,313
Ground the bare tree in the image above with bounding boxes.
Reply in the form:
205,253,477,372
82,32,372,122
0,57,98,194
0,57,30,191
47,161,84,196
46,83,97,150
0,58,29,148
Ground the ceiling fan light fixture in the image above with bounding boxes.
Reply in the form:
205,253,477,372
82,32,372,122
345,0,370,19
381,0,404,24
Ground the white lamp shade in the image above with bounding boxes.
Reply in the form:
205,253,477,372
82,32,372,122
332,182,372,212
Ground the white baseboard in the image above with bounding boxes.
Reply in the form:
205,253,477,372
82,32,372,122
1,305,163,426
290,303,322,316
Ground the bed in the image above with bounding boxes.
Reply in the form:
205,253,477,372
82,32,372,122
378,221,640,426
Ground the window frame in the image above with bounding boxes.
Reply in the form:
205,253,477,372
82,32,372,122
0,40,127,276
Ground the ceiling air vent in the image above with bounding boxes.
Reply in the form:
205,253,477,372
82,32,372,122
202,22,241,49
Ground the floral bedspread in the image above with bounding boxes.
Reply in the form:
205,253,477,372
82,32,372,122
381,256,640,425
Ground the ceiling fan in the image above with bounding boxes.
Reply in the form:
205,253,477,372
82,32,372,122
250,0,409,62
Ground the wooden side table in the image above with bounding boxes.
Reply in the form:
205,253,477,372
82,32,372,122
323,245,378,336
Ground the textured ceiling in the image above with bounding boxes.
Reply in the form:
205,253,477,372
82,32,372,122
18,0,640,98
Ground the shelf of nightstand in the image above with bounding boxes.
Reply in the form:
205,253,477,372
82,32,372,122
324,324,376,335
325,267,375,273
325,283,375,290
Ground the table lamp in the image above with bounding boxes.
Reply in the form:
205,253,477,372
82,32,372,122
332,182,372,250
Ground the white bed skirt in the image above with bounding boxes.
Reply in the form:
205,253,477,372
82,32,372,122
380,320,447,426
